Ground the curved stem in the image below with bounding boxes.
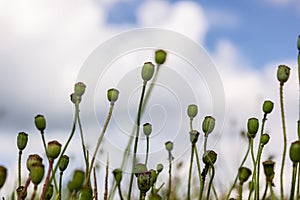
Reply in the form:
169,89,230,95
167,151,172,200
41,159,53,200
279,83,287,200
290,162,298,200
187,144,195,200
247,138,256,200
238,182,243,200
31,185,37,200
58,171,63,200
194,145,202,186
77,114,89,175
18,150,22,187
262,181,268,200
86,103,114,186
207,165,215,200
204,135,208,152
270,181,276,200
145,136,149,166
117,183,124,200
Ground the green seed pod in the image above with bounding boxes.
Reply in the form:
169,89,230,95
187,104,198,120
277,64,291,84
70,170,85,191
107,88,119,103
112,168,122,185
297,35,300,51
134,163,148,177
0,166,7,189
290,141,300,163
165,141,174,152
30,163,44,185
260,134,270,145
17,132,28,151
16,186,27,200
74,82,86,97
202,150,217,166
263,160,275,181
137,171,152,193
44,184,53,200
247,117,259,138
149,193,163,200
70,93,82,104
149,169,157,184
155,49,167,65
262,100,274,114
143,123,152,136
156,163,163,173
141,62,155,81
26,154,43,171
46,140,62,160
238,167,252,184
189,130,199,144
34,114,46,132
202,116,215,135
59,155,70,172
79,185,93,200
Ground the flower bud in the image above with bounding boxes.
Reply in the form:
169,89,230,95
107,88,119,103
189,130,199,144
46,140,62,160
141,62,155,81
143,123,152,136
202,150,217,166
238,167,252,184
137,171,152,193
297,35,300,51
202,116,215,135
187,104,198,120
74,82,86,97
44,184,53,200
27,154,43,171
134,163,148,177
263,160,275,181
70,93,81,104
277,64,291,84
79,185,93,200
290,141,300,163
112,168,122,185
0,166,7,189
262,100,274,114
165,141,174,152
30,163,44,185
34,114,46,132
16,186,27,200
156,163,163,173
17,132,28,151
155,49,167,65
247,117,259,138
59,155,69,172
261,134,270,145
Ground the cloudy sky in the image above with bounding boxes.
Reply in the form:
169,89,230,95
0,0,299,197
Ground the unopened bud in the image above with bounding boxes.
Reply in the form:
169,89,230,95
262,100,274,114
143,123,152,136
34,115,46,132
247,117,259,138
187,104,198,120
155,49,167,65
238,167,252,184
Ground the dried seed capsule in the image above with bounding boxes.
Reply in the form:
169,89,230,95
46,140,62,160
238,167,252,184
107,88,119,103
187,104,198,120
141,62,155,81
262,100,274,114
17,132,28,151
143,123,152,136
34,115,46,132
277,64,291,84
247,117,259,138
155,49,167,65
74,82,86,97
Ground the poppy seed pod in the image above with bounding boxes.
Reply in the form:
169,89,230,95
74,82,86,97
238,167,252,184
137,171,152,193
149,169,157,184
262,100,274,114
0,166,7,189
46,140,62,160
277,65,291,84
27,154,43,171
187,104,198,120
107,88,119,103
263,160,275,181
30,163,44,185
59,155,69,172
134,163,148,177
70,93,81,104
156,163,163,173
155,49,167,65
141,62,155,81
165,141,174,152
290,141,300,163
79,185,93,200
44,184,54,200
112,168,122,185
202,116,215,135
297,35,300,51
143,123,152,136
34,114,46,132
149,193,163,200
16,186,27,200
68,170,85,191
17,132,28,151
202,150,217,166
189,130,200,144
261,134,270,145
247,117,259,138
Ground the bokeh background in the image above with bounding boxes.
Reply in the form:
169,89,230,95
0,0,300,198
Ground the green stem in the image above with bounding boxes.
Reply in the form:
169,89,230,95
145,136,149,166
247,138,256,200
262,181,268,200
190,118,193,131
139,192,146,200
207,165,215,200
297,162,300,199
194,145,202,186
117,184,124,200
270,181,276,200
290,162,298,200
77,114,89,175
167,151,172,200
204,135,208,152
128,81,147,200
41,131,47,154
187,144,195,200
18,176,31,200
226,138,251,199
31,185,37,200
58,171,63,200
41,159,53,200
199,165,209,200
279,83,287,200
238,182,243,200
85,103,115,186
18,150,22,187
